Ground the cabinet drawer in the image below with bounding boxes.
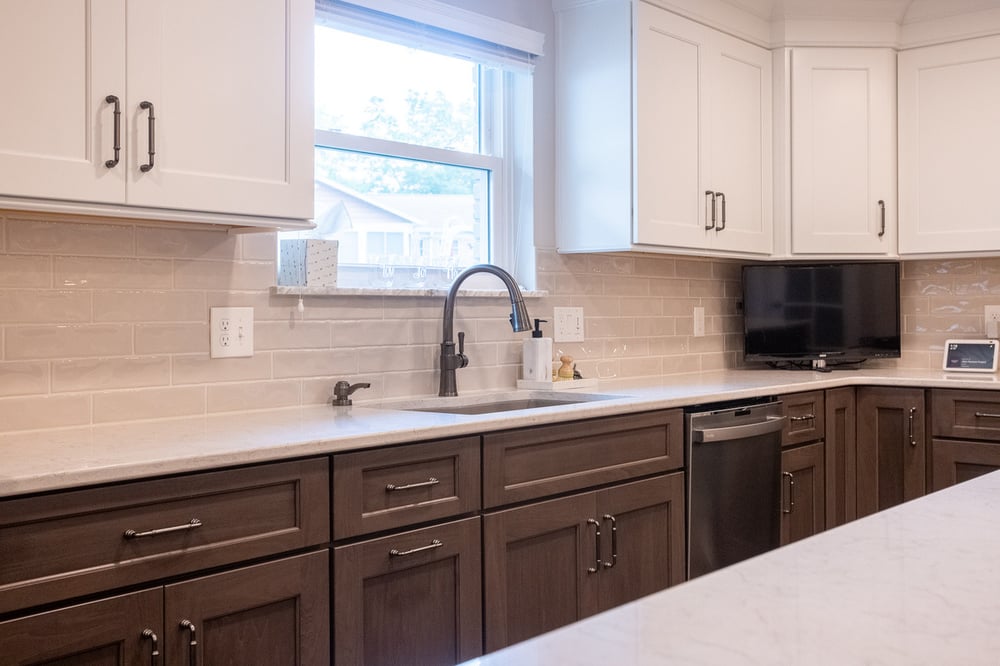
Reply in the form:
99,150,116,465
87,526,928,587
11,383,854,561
333,436,480,540
932,389,1000,441
781,391,825,447
0,458,329,615
483,410,683,508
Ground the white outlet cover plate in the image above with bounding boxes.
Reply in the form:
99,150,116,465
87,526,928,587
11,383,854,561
553,306,584,342
210,306,254,358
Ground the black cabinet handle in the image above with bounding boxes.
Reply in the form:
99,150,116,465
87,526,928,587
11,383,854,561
878,199,886,237
139,101,156,172
782,471,795,514
715,192,726,231
180,620,197,666
104,95,121,168
704,191,716,230
142,629,160,666
908,407,917,447
586,518,601,573
602,514,618,569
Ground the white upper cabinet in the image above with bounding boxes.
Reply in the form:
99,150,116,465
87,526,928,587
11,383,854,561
0,1,125,204
555,0,772,257
898,35,1000,255
787,48,896,256
0,0,313,228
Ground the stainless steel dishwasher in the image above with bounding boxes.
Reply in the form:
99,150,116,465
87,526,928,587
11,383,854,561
686,399,786,579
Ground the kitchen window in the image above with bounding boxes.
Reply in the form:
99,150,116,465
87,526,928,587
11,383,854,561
285,0,543,290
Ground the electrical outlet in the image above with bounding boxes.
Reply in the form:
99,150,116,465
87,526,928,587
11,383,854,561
986,305,1000,339
693,306,706,337
553,306,584,342
210,307,254,358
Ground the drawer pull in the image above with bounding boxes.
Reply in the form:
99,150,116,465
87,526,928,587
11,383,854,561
104,94,121,168
142,628,160,666
139,100,156,172
123,518,202,539
789,414,816,422
974,411,1000,419
385,477,439,492
180,620,197,666
389,539,443,558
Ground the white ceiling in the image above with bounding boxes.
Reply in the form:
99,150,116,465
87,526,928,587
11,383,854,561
721,0,1000,23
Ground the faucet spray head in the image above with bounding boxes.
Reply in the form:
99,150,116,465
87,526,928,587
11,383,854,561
510,298,531,332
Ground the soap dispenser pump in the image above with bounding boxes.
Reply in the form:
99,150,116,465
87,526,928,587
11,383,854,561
522,318,553,381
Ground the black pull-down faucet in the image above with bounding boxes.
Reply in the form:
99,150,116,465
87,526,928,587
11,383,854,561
439,264,531,396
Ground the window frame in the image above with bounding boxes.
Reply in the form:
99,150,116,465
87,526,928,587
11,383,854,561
308,0,542,290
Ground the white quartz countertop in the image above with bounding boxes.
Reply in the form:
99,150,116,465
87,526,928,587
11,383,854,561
4,367,1000,497
466,468,1000,666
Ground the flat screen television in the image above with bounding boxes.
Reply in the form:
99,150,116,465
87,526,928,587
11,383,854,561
742,261,901,364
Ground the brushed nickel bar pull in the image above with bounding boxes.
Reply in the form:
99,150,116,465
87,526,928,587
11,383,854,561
602,514,618,569
389,539,443,557
975,411,1000,419
142,629,160,666
104,95,121,168
789,414,816,422
878,199,886,237
587,518,601,573
908,407,918,447
385,477,439,492
782,471,794,514
139,101,155,172
704,191,716,230
124,518,202,539
715,191,726,231
180,620,197,666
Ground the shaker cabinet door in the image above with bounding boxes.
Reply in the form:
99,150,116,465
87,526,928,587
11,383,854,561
0,0,126,204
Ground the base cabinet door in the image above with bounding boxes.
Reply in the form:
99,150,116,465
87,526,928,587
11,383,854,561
334,517,482,666
483,491,599,652
780,443,826,545
857,387,926,517
931,439,1000,490
164,551,330,666
0,588,163,666
825,387,858,527
594,474,685,612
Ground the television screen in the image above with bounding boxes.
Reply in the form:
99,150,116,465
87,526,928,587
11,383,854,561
742,262,901,363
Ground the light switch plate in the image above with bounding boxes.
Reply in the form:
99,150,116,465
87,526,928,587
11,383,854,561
553,306,584,342
210,307,254,358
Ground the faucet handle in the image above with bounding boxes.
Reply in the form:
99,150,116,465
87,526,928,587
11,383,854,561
332,380,371,406
457,332,469,368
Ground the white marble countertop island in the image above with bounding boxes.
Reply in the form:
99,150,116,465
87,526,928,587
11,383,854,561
468,469,1000,666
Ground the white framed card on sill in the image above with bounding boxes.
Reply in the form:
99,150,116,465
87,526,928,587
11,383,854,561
942,339,1000,372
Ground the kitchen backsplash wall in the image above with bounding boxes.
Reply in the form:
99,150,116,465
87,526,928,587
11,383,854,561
0,212,992,433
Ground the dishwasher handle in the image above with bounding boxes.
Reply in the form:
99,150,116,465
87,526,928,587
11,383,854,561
692,415,787,443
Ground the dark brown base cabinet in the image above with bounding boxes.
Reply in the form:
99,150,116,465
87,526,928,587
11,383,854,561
857,387,926,517
930,389,1000,490
824,387,858,528
0,551,330,666
333,516,482,665
482,473,685,652
931,439,1000,490
780,442,825,546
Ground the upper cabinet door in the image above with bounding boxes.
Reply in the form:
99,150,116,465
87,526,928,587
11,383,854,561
706,30,773,255
126,0,313,219
899,35,1000,255
0,0,126,204
634,2,712,250
790,48,896,255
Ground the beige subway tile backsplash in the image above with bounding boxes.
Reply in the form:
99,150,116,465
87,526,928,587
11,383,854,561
52,356,171,393
6,324,132,360
6,216,1000,432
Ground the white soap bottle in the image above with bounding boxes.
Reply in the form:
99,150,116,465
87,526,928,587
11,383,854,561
522,318,553,381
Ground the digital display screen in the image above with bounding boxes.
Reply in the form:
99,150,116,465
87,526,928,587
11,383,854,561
944,341,998,371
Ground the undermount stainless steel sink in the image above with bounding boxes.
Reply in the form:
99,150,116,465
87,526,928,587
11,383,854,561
397,392,618,415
